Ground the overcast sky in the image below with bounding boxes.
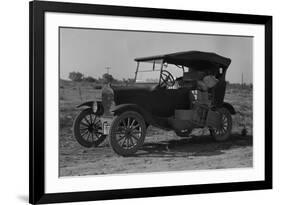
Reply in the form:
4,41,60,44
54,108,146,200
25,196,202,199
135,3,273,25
60,27,253,84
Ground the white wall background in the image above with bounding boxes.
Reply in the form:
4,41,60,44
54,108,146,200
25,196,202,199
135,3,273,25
0,0,279,204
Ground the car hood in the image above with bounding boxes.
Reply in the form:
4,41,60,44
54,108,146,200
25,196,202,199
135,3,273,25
110,84,157,106
111,83,157,92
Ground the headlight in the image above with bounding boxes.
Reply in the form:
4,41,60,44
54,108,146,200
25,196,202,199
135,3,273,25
102,84,115,116
92,101,98,113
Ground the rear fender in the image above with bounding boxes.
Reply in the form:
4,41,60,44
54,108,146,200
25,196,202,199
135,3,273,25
111,104,154,124
221,102,236,115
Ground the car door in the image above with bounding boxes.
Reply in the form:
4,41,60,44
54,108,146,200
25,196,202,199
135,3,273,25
150,87,191,117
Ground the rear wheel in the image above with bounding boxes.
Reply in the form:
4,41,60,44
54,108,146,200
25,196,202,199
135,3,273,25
109,111,146,156
73,109,106,148
210,108,232,141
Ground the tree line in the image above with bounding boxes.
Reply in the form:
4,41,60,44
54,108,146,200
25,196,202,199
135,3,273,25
68,71,134,84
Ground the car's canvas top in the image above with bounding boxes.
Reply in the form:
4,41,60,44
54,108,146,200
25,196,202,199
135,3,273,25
135,51,231,69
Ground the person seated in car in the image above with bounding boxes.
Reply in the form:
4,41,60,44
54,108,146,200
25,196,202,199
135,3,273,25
177,70,218,105
196,75,218,105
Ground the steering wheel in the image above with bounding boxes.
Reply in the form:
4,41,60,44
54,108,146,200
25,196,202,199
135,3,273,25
160,70,175,87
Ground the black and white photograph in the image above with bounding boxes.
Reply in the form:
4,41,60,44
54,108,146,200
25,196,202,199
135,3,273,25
0,0,278,203
27,1,273,204
59,27,253,177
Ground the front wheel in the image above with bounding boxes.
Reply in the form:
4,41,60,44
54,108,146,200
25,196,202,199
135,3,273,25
210,108,232,141
73,108,106,148
109,111,146,156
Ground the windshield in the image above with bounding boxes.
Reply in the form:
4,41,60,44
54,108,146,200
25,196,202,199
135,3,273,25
135,61,185,84
163,63,184,79
135,61,162,83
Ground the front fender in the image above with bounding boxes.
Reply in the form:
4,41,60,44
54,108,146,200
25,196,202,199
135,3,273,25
77,101,104,115
111,104,153,124
221,102,236,115
76,101,93,108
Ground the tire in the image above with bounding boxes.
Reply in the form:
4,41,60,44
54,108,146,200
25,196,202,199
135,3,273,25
109,111,146,156
210,107,232,141
73,108,106,148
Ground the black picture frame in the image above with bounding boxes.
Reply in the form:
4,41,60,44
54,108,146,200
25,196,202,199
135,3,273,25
29,0,272,204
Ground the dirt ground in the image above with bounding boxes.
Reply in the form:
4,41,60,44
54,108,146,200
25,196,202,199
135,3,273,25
59,80,253,176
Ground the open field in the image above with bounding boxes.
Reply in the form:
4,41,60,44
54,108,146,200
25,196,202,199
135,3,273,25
59,80,253,176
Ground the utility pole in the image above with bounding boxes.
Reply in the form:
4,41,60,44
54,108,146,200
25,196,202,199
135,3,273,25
241,72,244,88
105,67,111,74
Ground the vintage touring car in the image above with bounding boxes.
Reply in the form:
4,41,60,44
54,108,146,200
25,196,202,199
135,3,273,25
73,51,235,156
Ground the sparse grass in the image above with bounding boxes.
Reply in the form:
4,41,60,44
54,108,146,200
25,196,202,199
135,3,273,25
225,88,252,134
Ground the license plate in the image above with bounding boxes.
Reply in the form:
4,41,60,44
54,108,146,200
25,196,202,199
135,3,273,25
103,122,110,135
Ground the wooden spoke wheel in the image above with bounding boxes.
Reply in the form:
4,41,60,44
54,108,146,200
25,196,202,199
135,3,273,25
210,108,232,141
109,111,146,156
73,108,106,148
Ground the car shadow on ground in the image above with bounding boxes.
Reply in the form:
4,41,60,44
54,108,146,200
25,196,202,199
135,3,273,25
134,134,252,158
